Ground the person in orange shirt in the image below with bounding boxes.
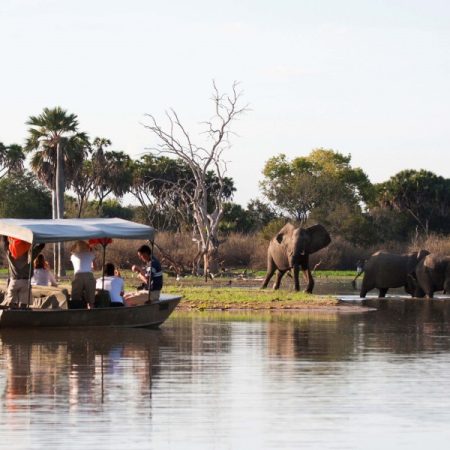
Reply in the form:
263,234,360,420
1,237,45,308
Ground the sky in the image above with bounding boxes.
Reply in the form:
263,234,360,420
1,0,449,206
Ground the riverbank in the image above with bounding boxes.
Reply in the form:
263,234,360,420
163,285,341,310
0,271,354,311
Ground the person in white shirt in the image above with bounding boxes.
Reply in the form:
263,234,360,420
31,254,58,287
70,240,96,309
96,263,125,307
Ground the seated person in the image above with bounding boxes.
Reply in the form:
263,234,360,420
31,254,58,287
96,263,125,307
125,245,163,305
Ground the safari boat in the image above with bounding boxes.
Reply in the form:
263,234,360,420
0,218,181,329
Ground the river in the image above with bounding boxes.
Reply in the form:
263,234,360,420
1,297,450,449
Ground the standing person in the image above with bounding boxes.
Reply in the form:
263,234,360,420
1,237,45,308
31,254,58,287
130,244,163,302
96,262,125,307
70,240,96,309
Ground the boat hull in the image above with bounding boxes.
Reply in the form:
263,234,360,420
0,294,181,329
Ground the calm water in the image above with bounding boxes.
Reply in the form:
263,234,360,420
2,300,450,449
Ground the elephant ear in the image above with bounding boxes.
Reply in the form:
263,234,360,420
303,224,331,254
275,223,295,244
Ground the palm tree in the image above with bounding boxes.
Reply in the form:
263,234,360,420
25,107,89,275
0,143,25,178
90,140,133,215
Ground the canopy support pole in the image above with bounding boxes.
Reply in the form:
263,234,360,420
147,241,154,303
101,243,107,290
27,245,33,308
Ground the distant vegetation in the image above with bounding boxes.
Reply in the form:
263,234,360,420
1,89,449,275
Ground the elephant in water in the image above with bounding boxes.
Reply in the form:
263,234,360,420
261,223,331,293
359,249,429,298
414,253,450,298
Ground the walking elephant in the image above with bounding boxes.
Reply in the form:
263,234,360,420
261,223,331,293
359,249,429,298
415,253,450,298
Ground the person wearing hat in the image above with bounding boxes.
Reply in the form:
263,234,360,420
70,240,96,309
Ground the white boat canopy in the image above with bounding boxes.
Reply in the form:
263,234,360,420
0,218,155,244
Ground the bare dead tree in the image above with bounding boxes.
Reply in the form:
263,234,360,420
143,82,247,280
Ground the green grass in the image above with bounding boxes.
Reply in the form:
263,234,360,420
314,270,356,277
163,285,338,310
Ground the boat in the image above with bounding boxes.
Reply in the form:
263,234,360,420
0,218,181,328
0,294,180,328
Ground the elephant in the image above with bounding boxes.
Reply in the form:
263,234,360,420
414,253,450,298
261,223,331,293
359,249,429,298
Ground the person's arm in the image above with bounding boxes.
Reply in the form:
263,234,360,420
47,269,58,287
131,265,149,285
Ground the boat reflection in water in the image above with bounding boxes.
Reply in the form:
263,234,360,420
1,328,171,413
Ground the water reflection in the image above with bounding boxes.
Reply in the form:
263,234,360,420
2,304,450,448
0,328,167,411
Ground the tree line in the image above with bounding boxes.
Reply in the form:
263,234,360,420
1,86,449,274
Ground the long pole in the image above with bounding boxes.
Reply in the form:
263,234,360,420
27,245,33,308
147,241,154,303
56,140,66,277
101,244,106,290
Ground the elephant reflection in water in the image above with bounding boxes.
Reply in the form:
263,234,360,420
261,223,331,293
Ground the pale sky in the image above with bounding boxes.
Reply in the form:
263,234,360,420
1,0,449,206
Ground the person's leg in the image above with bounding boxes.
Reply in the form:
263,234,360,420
0,279,29,307
150,290,161,302
2,280,17,306
71,274,83,301
17,280,31,307
83,273,96,307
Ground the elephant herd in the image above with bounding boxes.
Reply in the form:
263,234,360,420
359,250,450,299
261,222,450,298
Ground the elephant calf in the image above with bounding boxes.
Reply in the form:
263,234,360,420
415,253,450,298
360,250,429,298
261,223,331,293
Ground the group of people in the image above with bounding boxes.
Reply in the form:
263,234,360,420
1,237,163,309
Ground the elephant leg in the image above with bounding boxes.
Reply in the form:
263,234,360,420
415,288,425,298
303,268,314,294
378,288,388,298
273,270,287,290
293,265,300,291
359,276,372,298
261,258,276,289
